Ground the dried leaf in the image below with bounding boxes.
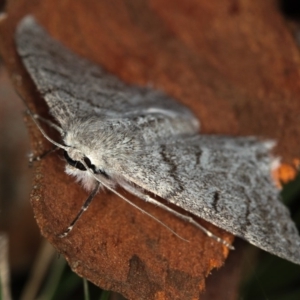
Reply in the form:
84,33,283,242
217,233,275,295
0,0,299,299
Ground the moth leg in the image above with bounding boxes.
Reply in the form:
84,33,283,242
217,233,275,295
58,182,101,238
28,146,59,166
122,183,234,250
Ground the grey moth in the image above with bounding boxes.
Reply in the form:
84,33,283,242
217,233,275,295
15,16,300,265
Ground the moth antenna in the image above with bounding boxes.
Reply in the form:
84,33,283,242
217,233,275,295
30,113,64,135
16,91,69,151
80,160,190,242
86,161,233,249
121,181,234,250
25,108,69,151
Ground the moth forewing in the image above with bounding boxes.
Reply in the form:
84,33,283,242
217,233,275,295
15,15,300,265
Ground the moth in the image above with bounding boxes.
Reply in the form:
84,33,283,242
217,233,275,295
15,16,300,265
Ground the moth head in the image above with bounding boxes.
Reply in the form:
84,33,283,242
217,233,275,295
64,147,110,191
64,149,92,172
